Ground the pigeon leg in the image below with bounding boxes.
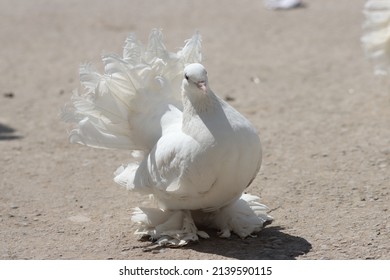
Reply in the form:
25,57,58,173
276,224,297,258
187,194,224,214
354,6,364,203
209,193,273,239
131,208,209,246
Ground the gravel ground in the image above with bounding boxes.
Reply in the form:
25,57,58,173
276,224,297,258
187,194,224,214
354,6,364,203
0,0,389,259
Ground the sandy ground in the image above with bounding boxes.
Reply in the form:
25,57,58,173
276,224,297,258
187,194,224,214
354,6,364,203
0,0,389,260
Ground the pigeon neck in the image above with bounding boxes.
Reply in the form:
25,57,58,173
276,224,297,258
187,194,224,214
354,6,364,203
182,88,215,113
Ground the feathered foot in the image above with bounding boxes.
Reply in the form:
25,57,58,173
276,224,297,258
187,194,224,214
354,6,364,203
194,193,273,239
131,208,209,247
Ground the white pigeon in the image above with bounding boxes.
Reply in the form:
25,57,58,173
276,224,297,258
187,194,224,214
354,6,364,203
264,0,303,10
62,29,272,246
362,0,390,75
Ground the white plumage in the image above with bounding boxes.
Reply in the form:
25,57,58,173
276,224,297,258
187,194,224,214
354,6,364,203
362,0,390,75
63,29,272,246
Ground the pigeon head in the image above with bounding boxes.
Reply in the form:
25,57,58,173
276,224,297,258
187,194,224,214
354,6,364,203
183,63,209,94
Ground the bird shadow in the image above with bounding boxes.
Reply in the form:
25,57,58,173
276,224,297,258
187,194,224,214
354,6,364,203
184,226,311,260
0,123,22,140
136,226,312,259
186,226,312,259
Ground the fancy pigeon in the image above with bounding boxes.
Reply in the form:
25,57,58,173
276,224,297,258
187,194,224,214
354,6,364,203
62,29,272,246
362,0,390,75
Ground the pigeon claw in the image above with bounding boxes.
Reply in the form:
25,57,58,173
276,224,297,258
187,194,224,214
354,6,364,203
217,229,231,238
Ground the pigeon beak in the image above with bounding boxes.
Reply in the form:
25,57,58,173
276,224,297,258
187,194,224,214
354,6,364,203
196,81,207,93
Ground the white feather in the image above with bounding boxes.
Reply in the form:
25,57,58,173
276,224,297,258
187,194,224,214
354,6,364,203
62,28,200,151
362,0,390,75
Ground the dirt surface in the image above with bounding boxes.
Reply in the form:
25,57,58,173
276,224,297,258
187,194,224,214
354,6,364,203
0,0,389,260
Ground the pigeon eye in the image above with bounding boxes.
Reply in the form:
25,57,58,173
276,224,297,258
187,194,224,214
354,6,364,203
184,73,189,80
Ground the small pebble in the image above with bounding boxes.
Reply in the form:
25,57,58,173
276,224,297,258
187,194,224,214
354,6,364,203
3,92,14,98
250,76,261,84
224,95,235,102
68,215,91,223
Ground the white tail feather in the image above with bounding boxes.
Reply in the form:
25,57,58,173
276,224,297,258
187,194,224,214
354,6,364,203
62,28,202,151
